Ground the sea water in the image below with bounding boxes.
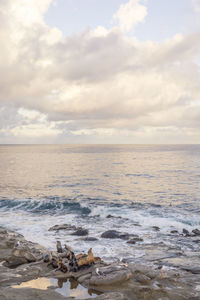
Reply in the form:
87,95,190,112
0,144,199,262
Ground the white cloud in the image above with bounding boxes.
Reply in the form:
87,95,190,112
112,0,147,32
0,0,200,143
192,0,200,13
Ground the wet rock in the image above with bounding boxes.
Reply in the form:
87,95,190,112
152,226,160,231
182,228,190,236
127,237,143,244
48,224,76,231
101,230,121,239
82,237,98,241
118,233,130,240
106,214,113,218
171,230,178,234
77,273,92,284
88,264,132,286
192,229,200,236
71,228,88,236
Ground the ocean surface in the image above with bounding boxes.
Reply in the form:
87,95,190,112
0,144,200,263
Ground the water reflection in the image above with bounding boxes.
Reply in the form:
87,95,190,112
12,277,101,299
55,277,101,298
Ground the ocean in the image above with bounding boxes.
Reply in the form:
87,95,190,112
0,144,200,263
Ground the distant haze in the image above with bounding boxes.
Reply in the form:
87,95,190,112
0,0,200,144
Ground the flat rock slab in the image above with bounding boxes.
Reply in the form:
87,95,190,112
85,292,125,300
0,287,71,300
162,257,200,274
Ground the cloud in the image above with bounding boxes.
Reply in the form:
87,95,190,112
192,0,200,13
0,0,200,143
112,0,147,32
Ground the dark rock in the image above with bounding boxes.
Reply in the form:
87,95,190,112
118,233,130,240
152,226,160,231
71,229,88,236
127,237,143,244
182,228,190,236
48,224,76,231
106,214,113,218
192,228,200,236
82,237,98,241
101,230,121,239
127,239,136,244
171,230,178,234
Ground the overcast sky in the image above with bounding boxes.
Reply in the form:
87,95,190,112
0,0,200,144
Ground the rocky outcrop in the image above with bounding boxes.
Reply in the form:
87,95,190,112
0,226,200,300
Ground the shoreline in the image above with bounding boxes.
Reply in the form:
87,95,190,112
0,226,200,300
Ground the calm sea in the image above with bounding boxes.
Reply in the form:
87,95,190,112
0,144,200,261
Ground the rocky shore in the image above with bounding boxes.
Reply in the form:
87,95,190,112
0,226,200,300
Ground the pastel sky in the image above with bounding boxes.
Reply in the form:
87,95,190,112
0,0,200,144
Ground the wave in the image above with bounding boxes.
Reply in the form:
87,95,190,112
0,198,91,215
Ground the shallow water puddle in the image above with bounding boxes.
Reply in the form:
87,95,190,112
55,278,101,298
12,277,101,299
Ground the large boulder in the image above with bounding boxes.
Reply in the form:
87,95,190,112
5,246,37,268
88,264,132,286
101,230,121,239
71,228,89,236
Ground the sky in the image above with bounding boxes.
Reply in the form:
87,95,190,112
0,0,200,144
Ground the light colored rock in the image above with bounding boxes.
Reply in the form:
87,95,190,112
89,264,132,286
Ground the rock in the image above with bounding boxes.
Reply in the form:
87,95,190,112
71,228,88,236
12,247,37,262
0,228,7,234
170,230,178,234
5,247,37,267
93,292,125,300
192,229,200,236
118,233,131,240
127,237,143,244
101,230,120,239
182,228,190,236
77,273,91,284
5,256,28,267
88,264,132,286
106,214,113,218
152,226,160,231
48,224,76,231
133,272,151,284
82,237,98,241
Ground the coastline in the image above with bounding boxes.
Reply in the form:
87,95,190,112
0,226,200,300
